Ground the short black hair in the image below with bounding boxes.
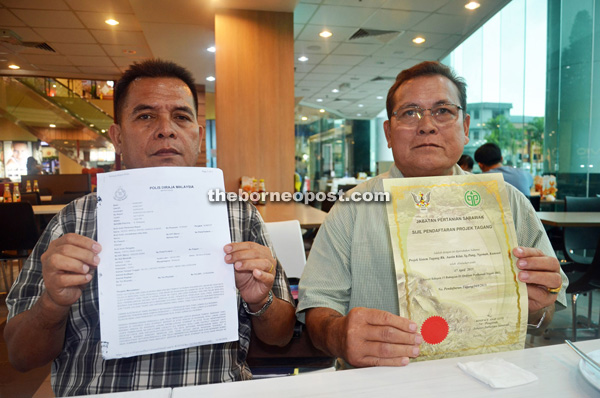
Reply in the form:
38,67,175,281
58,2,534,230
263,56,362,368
113,59,198,124
474,143,503,166
458,154,474,169
386,61,467,120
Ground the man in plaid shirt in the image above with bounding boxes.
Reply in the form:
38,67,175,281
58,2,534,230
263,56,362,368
4,59,295,396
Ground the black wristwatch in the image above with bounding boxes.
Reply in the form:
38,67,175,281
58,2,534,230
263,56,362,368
242,290,273,317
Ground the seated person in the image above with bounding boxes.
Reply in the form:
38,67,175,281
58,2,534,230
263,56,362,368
457,154,473,172
297,61,567,368
474,142,533,196
4,59,296,396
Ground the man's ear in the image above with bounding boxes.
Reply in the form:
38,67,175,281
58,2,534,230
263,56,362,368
108,124,123,155
463,113,470,145
198,124,205,148
383,119,392,149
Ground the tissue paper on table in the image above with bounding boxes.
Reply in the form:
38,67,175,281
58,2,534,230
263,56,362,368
457,358,538,388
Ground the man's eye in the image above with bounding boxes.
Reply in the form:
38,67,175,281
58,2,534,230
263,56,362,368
436,107,452,115
137,114,152,120
402,109,418,117
175,114,192,121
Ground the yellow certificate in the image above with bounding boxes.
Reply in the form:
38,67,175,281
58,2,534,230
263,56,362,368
383,174,527,361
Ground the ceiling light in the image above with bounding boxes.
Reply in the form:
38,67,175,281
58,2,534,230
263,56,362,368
206,76,216,81
301,116,308,121
207,46,216,53
332,89,339,93
101,129,106,133
316,98,323,102
298,56,309,62
376,96,384,99
105,19,119,26
412,37,426,44
465,2,481,10
357,113,362,117
122,49,136,54
49,124,56,128
358,104,364,108
319,109,325,113
8,64,20,69
319,30,333,38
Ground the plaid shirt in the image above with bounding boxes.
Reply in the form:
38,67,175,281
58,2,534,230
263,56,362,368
6,193,293,396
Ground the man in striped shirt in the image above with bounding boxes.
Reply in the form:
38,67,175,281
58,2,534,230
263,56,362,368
4,59,295,396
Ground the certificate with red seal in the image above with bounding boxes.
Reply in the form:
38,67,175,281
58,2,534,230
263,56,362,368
383,173,527,361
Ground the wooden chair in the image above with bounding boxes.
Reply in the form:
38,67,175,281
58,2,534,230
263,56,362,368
0,203,39,294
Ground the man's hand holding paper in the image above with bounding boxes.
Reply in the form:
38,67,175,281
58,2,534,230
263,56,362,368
514,246,562,318
224,242,276,307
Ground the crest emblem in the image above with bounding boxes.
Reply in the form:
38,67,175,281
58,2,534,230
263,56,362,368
411,191,431,211
114,186,127,201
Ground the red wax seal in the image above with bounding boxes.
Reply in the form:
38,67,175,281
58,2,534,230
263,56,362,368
420,316,449,345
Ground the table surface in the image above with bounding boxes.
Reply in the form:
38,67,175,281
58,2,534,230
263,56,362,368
256,202,327,229
537,211,600,227
32,204,67,215
171,340,600,398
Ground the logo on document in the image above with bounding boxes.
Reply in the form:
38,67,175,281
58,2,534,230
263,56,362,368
411,191,431,212
114,186,127,201
464,190,481,207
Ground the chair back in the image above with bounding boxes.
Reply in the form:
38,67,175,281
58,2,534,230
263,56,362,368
528,195,540,211
0,203,39,252
20,191,41,205
265,220,306,279
563,196,600,263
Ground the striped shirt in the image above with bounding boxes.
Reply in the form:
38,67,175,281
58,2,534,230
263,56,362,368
297,164,568,322
6,193,293,396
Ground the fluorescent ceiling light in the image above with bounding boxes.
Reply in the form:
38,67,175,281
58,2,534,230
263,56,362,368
105,19,119,26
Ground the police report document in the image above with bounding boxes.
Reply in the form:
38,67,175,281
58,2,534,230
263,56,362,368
384,174,527,361
97,167,238,359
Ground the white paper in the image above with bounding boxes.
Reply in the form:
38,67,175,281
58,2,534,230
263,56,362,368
97,167,238,359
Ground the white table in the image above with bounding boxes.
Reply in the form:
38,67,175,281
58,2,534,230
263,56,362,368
172,339,600,397
32,204,67,215
537,211,600,227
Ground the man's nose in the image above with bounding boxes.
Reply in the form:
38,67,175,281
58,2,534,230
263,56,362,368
155,115,177,139
417,111,437,135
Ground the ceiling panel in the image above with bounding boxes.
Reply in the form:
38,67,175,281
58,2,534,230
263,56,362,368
50,43,107,56
0,0,69,10
0,0,511,119
333,42,382,56
90,30,147,45
309,5,379,27
12,10,84,28
363,9,429,31
65,0,134,13
0,9,27,26
33,28,96,43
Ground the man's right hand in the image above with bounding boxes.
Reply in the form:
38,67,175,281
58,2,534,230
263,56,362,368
41,233,101,308
306,307,422,368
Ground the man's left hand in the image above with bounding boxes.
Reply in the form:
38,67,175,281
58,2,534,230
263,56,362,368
224,242,276,310
514,246,562,313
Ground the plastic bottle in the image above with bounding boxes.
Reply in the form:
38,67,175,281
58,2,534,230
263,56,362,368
12,183,21,202
258,179,266,205
3,183,12,203
26,180,32,192
251,178,259,205
33,180,39,192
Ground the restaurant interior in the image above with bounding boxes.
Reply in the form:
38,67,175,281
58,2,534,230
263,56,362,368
1,0,600,397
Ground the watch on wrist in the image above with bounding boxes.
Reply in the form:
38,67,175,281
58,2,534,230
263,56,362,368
242,290,273,317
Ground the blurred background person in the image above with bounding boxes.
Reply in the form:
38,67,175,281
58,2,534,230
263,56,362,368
474,142,533,196
457,154,473,172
